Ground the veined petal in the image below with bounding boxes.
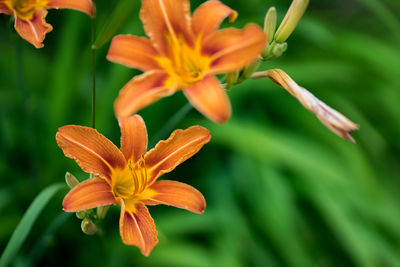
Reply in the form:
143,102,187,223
119,115,148,162
114,71,174,118
144,180,206,214
145,126,211,185
107,35,160,72
192,0,237,38
119,200,158,256
14,9,53,49
0,3,11,14
203,24,266,74
56,125,126,181
184,75,231,123
63,178,116,212
47,0,95,17
140,0,193,56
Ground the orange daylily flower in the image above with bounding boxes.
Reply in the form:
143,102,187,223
107,0,266,123
56,115,210,256
0,0,94,48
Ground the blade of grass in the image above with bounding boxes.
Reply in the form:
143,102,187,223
0,183,65,267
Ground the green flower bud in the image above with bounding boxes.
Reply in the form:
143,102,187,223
272,42,288,58
226,70,240,90
264,7,277,44
240,60,261,82
65,172,79,189
76,211,86,219
274,0,309,43
81,218,97,235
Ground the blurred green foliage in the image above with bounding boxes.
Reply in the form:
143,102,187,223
1,0,400,266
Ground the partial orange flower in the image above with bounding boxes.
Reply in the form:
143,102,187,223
56,115,210,256
107,0,266,123
0,0,94,48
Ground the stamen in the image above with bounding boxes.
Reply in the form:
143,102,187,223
156,35,212,88
135,156,148,193
128,159,139,195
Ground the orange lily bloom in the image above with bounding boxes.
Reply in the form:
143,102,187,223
56,115,210,256
0,0,94,48
107,0,266,123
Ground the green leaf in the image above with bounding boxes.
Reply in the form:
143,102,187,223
0,183,65,267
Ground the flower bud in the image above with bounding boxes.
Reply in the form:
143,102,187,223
240,60,261,82
76,211,86,219
251,69,359,142
96,205,110,220
274,0,309,43
271,42,288,58
264,7,277,44
65,172,79,189
81,217,98,235
226,70,240,90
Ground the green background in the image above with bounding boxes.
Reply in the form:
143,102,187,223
1,0,400,266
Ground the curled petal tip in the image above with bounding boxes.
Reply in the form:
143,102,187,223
90,3,96,17
14,10,53,48
228,10,238,22
146,180,206,214
345,132,356,144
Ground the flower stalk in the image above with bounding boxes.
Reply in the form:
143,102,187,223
91,3,97,129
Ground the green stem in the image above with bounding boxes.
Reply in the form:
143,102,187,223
91,10,97,129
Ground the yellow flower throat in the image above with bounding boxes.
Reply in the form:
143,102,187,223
4,0,48,20
112,158,148,199
156,35,212,88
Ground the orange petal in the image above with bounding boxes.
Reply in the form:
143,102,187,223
140,0,193,56
203,24,266,74
119,200,158,256
47,0,95,17
56,125,126,181
119,115,148,162
114,71,174,118
14,9,53,49
0,3,11,14
63,178,116,212
107,35,160,72
192,0,237,38
183,75,231,123
145,126,211,185
144,180,206,214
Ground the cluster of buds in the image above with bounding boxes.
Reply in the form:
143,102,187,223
225,0,358,141
263,0,309,60
65,172,110,235
226,0,309,89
